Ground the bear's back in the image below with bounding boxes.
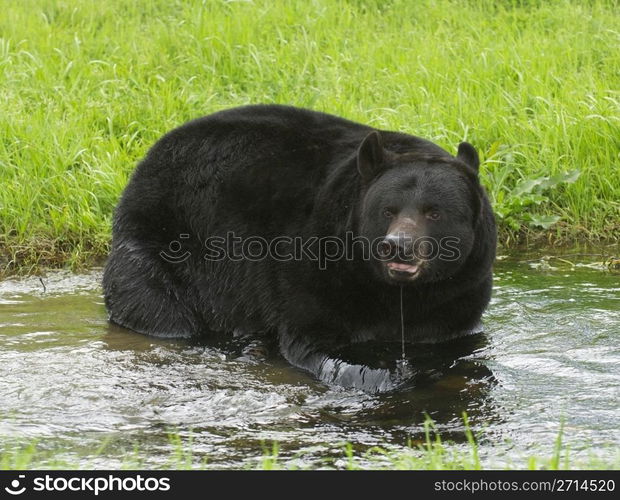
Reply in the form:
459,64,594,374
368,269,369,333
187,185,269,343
116,104,454,246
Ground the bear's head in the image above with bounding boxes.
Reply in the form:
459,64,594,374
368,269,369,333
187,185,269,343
357,131,485,286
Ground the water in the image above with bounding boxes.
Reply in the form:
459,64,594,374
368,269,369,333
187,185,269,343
0,255,618,468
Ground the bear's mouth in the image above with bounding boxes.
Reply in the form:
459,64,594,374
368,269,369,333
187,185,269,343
386,261,421,281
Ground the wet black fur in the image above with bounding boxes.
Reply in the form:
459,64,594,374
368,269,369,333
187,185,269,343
103,104,496,391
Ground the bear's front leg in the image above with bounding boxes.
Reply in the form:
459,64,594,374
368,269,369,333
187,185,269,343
278,326,415,393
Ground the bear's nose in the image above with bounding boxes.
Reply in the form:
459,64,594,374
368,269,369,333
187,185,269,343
378,233,413,259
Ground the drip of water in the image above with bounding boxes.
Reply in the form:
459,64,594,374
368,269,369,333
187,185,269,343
399,284,405,359
395,285,411,379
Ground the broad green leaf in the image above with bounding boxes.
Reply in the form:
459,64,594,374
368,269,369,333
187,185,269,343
526,214,561,229
511,176,546,196
538,169,581,190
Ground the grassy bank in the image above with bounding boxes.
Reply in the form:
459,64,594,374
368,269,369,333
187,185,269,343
1,0,619,272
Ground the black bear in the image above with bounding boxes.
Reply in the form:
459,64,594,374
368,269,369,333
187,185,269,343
103,104,496,392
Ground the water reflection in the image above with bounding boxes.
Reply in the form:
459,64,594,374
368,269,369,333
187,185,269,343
100,320,498,441
0,258,618,468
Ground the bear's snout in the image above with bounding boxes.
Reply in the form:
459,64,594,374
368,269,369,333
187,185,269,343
380,215,423,259
379,232,416,260
378,231,425,282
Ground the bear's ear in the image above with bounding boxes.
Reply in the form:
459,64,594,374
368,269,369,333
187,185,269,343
457,142,480,173
357,131,384,182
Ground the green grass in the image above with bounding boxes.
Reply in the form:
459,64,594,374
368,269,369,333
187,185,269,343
1,0,619,272
2,418,618,470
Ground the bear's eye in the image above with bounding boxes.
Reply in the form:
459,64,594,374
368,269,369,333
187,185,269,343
383,208,395,219
426,211,441,221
